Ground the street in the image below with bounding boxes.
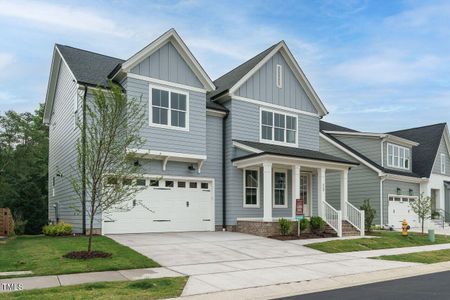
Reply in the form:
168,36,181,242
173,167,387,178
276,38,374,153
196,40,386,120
280,270,450,300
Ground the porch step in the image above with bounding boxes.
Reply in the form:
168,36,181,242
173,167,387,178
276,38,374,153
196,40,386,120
342,220,361,237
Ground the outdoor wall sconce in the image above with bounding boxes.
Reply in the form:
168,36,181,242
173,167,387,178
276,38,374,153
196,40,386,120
188,164,196,171
409,189,414,196
396,188,401,195
133,160,141,167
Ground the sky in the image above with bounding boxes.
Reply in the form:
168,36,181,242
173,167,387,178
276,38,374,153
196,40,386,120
0,0,449,132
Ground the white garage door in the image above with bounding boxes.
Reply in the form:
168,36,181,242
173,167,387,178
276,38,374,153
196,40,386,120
102,178,214,234
388,195,419,229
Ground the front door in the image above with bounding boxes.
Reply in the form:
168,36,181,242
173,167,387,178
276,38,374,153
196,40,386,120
300,174,311,217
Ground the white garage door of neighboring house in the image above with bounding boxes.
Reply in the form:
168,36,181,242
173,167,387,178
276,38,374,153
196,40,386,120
102,177,214,234
388,195,419,229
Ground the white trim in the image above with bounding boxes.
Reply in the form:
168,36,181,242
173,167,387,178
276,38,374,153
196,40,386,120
384,173,427,183
259,107,299,147
381,138,385,167
233,95,319,117
388,194,419,202
228,42,328,116
232,141,263,154
243,167,260,208
380,176,386,226
323,131,419,147
128,73,207,94
206,109,226,117
273,168,288,208
441,153,446,174
386,143,410,170
320,133,383,175
276,64,282,88
121,29,215,91
127,148,206,161
149,84,190,132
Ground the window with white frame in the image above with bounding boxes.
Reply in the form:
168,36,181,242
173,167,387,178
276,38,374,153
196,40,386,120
441,153,446,174
261,109,297,145
276,64,282,88
387,143,410,169
150,86,188,129
273,171,287,207
243,169,259,207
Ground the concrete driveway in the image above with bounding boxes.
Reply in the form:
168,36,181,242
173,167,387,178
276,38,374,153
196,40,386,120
108,231,418,296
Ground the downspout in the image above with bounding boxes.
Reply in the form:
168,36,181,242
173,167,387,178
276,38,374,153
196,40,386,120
380,175,386,226
81,85,88,235
222,110,229,231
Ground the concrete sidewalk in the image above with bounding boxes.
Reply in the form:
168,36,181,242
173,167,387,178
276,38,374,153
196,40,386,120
344,242,450,258
0,267,182,292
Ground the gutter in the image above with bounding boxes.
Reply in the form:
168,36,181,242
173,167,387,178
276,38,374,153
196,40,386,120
81,85,88,234
222,110,229,230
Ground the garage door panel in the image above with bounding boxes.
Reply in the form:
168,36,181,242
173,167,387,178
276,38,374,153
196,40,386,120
103,178,213,234
388,195,419,229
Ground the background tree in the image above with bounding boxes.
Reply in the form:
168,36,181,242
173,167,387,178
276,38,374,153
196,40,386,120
71,82,146,253
0,105,48,234
410,193,433,234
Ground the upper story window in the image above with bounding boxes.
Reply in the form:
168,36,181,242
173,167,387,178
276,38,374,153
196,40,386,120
150,86,188,130
387,143,410,170
276,64,282,88
441,153,446,174
261,108,297,146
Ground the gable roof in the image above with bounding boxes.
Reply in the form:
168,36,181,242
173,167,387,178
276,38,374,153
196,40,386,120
56,44,124,87
232,140,358,166
209,41,328,117
118,28,215,91
320,120,358,133
388,123,448,177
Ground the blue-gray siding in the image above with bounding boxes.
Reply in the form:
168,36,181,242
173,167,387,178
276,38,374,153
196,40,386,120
432,136,450,176
320,137,382,224
124,76,207,155
383,179,420,225
236,51,317,114
48,60,83,232
334,136,382,165
130,41,203,88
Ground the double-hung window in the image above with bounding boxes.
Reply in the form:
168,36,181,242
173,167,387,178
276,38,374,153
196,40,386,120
387,143,410,169
441,153,446,174
273,170,287,207
243,169,259,207
261,109,297,146
150,86,188,130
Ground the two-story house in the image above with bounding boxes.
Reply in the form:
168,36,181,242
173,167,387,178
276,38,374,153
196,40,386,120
320,121,450,229
44,29,371,237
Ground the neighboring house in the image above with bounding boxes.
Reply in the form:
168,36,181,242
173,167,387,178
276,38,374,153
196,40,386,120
44,28,381,238
320,121,450,229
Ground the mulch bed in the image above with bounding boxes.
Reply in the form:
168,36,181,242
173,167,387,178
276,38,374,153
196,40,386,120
63,251,112,260
269,232,337,240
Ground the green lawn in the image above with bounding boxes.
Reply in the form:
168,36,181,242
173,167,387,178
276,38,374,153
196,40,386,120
1,277,187,300
306,231,450,253
376,249,450,264
0,235,158,277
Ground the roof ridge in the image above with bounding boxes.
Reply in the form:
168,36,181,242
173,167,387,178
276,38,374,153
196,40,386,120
213,41,281,82
56,44,124,61
388,122,447,134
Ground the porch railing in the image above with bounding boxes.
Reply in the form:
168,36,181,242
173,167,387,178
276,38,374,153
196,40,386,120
346,202,365,236
323,201,342,237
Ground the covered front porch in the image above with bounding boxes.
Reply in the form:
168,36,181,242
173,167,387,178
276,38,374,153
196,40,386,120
232,145,365,237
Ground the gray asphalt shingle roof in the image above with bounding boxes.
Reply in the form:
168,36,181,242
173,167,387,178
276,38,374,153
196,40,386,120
209,42,281,99
320,120,358,133
232,140,358,166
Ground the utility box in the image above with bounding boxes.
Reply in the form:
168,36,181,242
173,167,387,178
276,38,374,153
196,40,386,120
0,208,15,236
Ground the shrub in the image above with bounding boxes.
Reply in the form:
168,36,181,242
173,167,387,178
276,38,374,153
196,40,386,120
278,218,291,236
13,218,27,236
299,218,309,232
42,222,73,236
360,199,376,232
309,216,325,233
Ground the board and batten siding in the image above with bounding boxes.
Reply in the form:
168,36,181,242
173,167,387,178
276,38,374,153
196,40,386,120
124,76,207,155
320,137,382,224
130,41,203,88
333,136,382,165
48,61,84,232
231,98,320,151
382,179,420,226
383,142,413,172
236,51,317,114
432,136,450,176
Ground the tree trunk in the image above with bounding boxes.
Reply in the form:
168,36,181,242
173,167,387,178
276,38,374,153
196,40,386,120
422,217,425,235
87,215,94,253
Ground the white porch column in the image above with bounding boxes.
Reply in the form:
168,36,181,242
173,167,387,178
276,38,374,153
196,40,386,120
263,162,273,222
292,165,301,219
317,168,326,217
340,169,349,219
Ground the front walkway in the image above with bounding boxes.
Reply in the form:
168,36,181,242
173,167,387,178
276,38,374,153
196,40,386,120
0,267,182,292
108,232,421,296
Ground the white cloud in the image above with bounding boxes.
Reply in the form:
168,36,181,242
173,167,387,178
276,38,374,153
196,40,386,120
0,0,127,36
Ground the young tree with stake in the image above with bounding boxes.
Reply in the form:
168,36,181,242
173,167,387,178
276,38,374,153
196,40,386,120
71,82,146,253
410,193,433,235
